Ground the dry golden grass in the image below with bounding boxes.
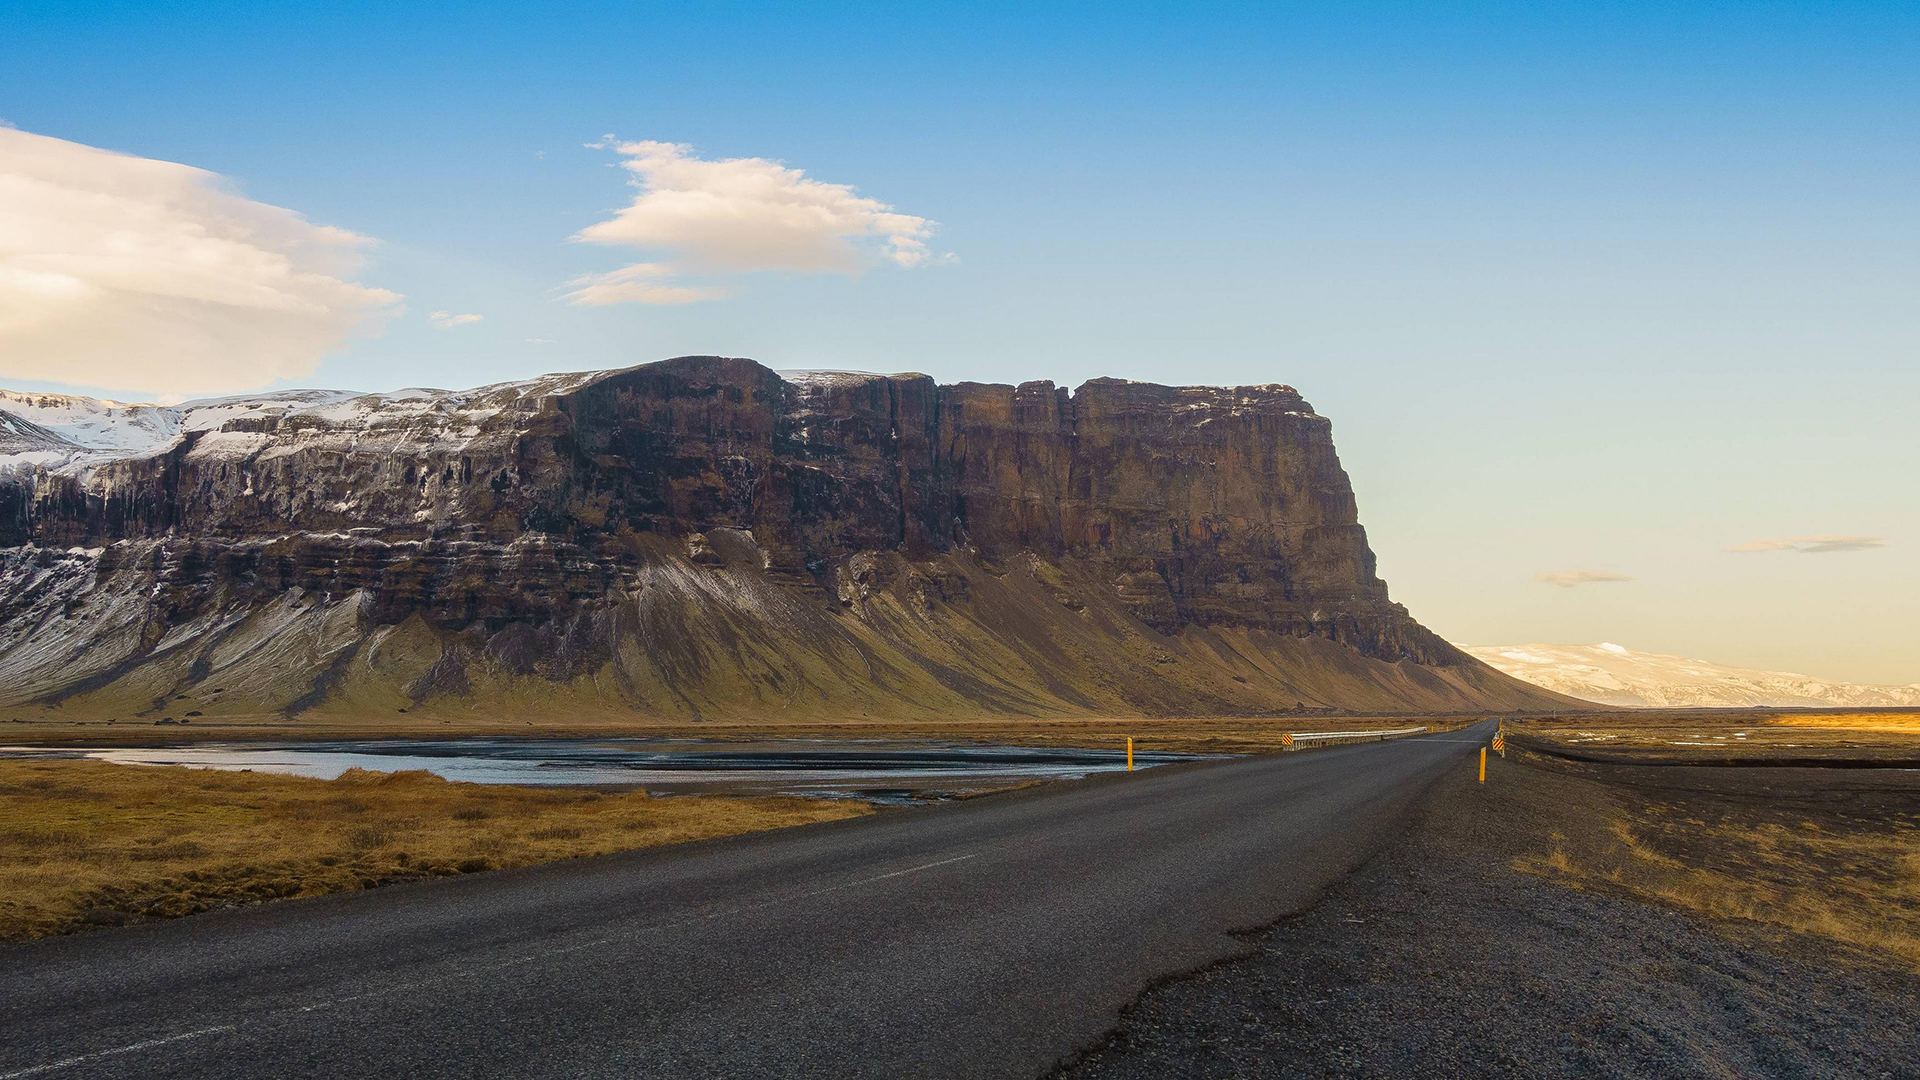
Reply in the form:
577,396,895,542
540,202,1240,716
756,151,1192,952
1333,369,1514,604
2,713,1476,755
1510,709,1920,757
1773,713,1920,734
1515,795,1920,971
0,759,866,940
699,715,1473,755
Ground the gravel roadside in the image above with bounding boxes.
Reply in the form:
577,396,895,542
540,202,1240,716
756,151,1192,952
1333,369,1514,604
1056,752,1920,1079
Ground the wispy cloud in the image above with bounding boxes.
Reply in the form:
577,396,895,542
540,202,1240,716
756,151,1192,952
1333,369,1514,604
0,126,399,395
428,310,482,329
565,138,946,305
1725,535,1887,554
1536,569,1633,588
562,262,727,307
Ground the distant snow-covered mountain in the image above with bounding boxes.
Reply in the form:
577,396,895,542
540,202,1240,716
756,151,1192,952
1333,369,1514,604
0,388,359,472
1461,642,1920,708
0,375,612,475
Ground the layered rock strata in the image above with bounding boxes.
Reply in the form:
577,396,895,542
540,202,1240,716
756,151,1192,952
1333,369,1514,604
0,356,1566,720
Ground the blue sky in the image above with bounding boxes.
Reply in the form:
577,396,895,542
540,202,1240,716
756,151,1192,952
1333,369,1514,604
2,1,1915,681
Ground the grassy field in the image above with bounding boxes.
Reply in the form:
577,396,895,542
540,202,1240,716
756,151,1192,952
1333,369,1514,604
1,712,1478,755
1508,708,1920,760
1501,738,1920,972
0,712,1471,939
1775,712,1920,734
0,759,866,941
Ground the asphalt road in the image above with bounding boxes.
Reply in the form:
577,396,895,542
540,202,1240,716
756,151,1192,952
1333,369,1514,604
0,723,1492,1079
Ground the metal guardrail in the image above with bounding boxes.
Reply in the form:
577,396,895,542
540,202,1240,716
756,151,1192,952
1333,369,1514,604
1281,725,1428,749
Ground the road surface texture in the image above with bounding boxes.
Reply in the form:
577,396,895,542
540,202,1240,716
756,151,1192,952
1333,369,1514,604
0,724,1491,1079
1059,746,1920,1079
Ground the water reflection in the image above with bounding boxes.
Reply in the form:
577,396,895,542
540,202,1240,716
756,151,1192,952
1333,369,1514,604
1,738,1207,803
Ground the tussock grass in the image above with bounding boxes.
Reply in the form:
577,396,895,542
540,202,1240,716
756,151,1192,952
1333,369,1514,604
0,759,866,940
1516,800,1920,971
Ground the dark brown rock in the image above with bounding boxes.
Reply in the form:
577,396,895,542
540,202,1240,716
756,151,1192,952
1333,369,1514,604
0,356,1566,719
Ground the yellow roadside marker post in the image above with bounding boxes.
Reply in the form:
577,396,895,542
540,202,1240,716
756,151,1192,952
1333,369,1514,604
1479,746,1487,784
1281,732,1295,751
1127,736,1134,772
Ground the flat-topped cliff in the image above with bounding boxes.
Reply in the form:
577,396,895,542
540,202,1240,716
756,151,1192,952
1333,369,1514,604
0,356,1568,721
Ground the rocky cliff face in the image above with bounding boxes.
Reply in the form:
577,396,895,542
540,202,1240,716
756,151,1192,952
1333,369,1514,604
0,356,1566,721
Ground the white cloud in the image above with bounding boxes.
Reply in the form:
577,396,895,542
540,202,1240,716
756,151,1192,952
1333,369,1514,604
562,262,729,307
1725,535,1887,554
567,138,944,304
1536,569,1633,588
0,127,399,395
429,310,483,329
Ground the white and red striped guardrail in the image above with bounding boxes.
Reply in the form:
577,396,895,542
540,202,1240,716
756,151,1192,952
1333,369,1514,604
1280,726,1429,750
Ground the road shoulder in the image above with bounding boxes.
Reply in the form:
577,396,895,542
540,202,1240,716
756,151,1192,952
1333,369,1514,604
1057,749,1920,1078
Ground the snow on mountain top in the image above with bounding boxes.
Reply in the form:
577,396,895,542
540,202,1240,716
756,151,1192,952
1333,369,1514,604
0,369,627,475
777,369,902,390
1462,642,1920,708
0,387,365,472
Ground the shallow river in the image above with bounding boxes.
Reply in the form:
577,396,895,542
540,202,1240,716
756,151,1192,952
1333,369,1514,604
1,738,1209,802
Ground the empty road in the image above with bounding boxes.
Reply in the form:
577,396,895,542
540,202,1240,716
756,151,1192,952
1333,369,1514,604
0,723,1491,1079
